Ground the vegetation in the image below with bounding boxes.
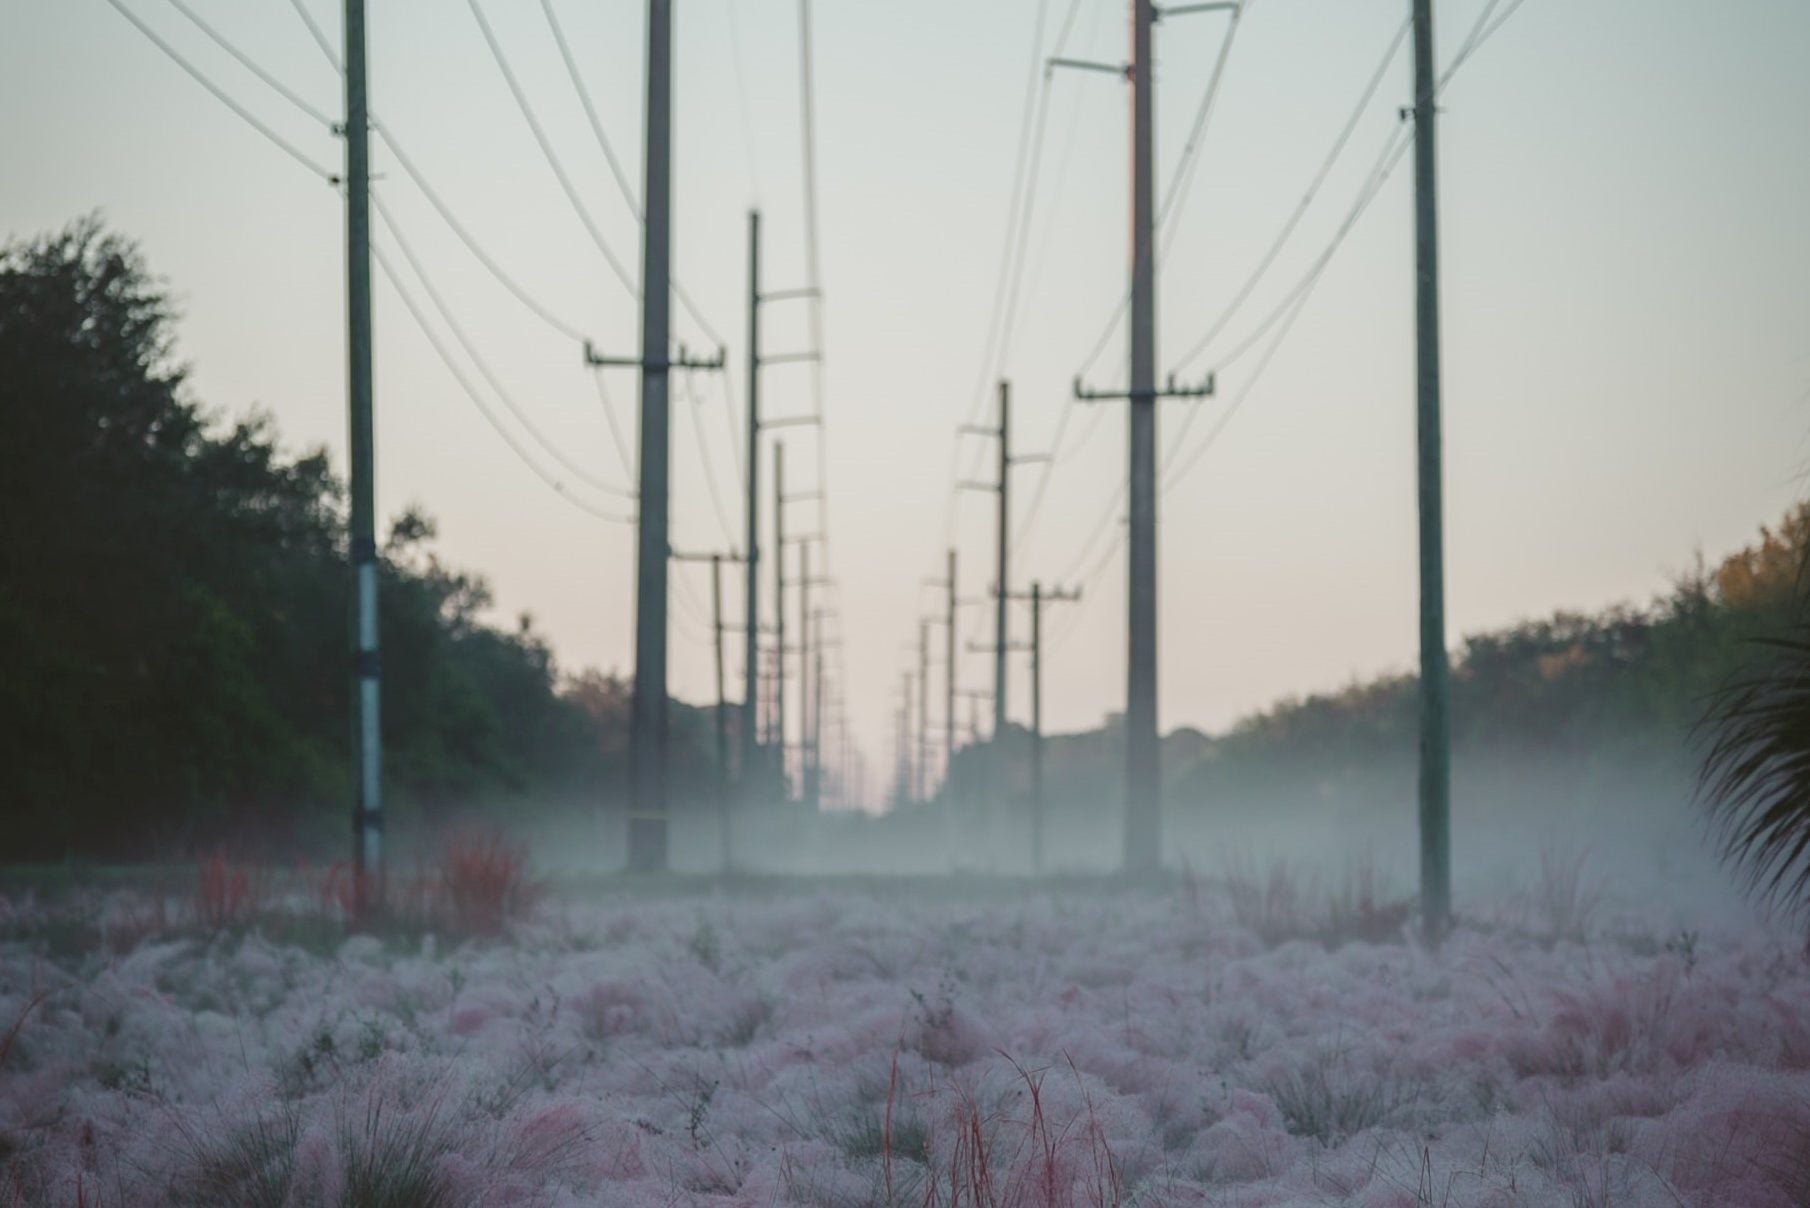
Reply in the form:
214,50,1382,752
0,218,724,861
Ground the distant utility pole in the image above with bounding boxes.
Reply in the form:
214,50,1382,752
713,554,729,868
944,550,957,787
1065,0,1224,878
772,441,787,798
923,550,959,796
584,0,726,872
960,381,1049,748
343,0,382,911
1010,582,1081,875
744,208,822,798
1412,0,1452,938
742,211,762,784
674,550,742,870
918,618,932,805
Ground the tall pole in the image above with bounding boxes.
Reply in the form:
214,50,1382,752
800,541,814,808
772,441,787,798
1030,581,1044,876
743,210,762,783
994,381,1011,743
945,548,957,794
712,554,731,870
812,633,825,811
343,0,382,909
918,618,931,805
1123,0,1161,877
627,0,674,872
1413,0,1452,938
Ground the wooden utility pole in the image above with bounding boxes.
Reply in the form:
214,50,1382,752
1012,581,1080,875
742,210,762,784
1064,1,1223,877
712,554,730,868
918,618,932,804
627,0,675,873
576,0,728,871
772,441,787,798
945,549,957,789
343,0,382,910
1413,0,1452,938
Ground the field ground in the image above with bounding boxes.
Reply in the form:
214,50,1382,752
2,867,1808,1207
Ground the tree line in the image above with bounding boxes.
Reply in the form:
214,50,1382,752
0,218,726,862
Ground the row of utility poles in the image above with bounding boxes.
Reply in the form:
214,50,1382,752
922,0,1450,931
336,0,845,892
337,0,1450,928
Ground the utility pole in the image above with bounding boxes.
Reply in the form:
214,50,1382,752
1123,0,1159,880
343,0,382,913
772,441,787,798
1010,581,1081,875
743,210,761,785
799,540,814,808
581,0,727,872
959,381,1049,747
1064,1,1224,878
1413,0,1452,939
712,553,730,869
923,550,959,796
945,549,957,788
812,629,825,811
918,618,932,805
675,550,741,869
628,0,674,875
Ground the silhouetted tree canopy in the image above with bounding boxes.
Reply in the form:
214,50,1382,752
0,218,720,860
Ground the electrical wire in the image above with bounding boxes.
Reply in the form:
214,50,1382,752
163,0,333,126
372,193,633,499
464,0,638,300
372,242,634,524
538,0,724,349
102,0,335,180
281,0,595,344
589,371,636,480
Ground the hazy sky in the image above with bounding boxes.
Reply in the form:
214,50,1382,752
7,0,1809,805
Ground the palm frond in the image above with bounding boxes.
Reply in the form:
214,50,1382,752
1698,631,1810,921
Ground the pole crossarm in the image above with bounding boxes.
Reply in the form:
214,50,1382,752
671,548,745,563
759,286,821,303
1049,56,1131,79
1006,586,1082,603
1156,1,1239,19
762,350,822,365
764,412,823,429
584,339,727,372
1073,371,1215,401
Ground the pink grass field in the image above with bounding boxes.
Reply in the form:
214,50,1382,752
2,876,1808,1207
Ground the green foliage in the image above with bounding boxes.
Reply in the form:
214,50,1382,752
0,217,656,859
1166,505,1810,808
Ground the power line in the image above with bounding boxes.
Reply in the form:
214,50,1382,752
372,241,634,525
163,0,333,126
723,0,763,201
537,0,724,349
464,0,638,300
1181,16,1410,368
590,371,635,480
372,194,631,498
680,372,740,551
102,0,335,180
281,0,595,344
538,0,639,221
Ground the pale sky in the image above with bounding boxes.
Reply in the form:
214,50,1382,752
6,0,1808,807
